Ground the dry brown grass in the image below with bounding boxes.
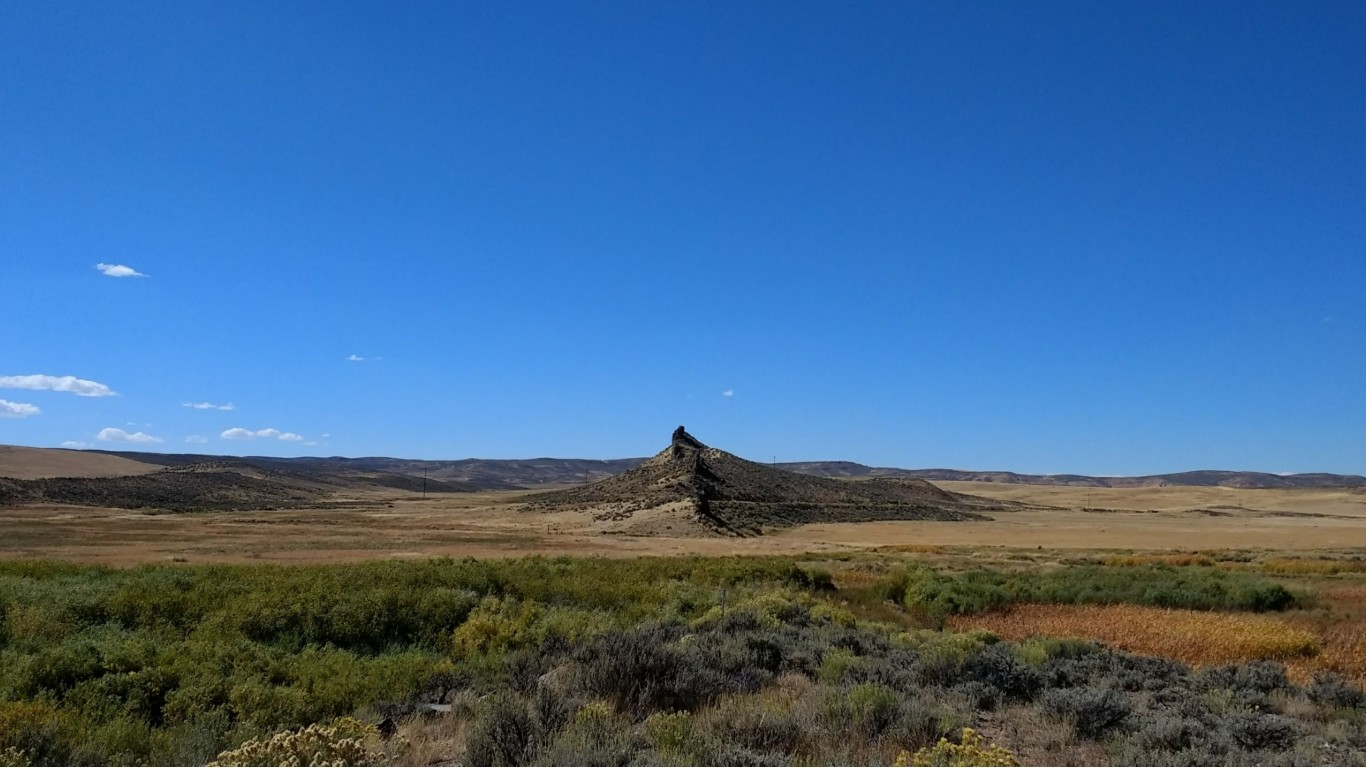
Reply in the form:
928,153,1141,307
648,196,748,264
391,715,466,766
1102,553,1215,567
948,604,1321,668
1282,585,1366,687
1301,618,1366,687
952,599,1366,688
1259,558,1366,575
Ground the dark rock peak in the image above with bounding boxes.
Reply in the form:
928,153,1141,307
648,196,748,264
670,426,704,458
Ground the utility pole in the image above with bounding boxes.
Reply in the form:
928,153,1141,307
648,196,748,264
422,468,428,499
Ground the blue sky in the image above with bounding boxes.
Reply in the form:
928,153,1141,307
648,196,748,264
2,1,1363,474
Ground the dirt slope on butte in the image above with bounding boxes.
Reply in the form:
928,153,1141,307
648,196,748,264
0,445,162,480
525,427,1001,536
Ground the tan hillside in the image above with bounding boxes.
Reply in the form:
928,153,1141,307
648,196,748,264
0,445,163,480
525,427,1003,536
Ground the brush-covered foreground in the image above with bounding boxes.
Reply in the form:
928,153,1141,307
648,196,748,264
0,556,1364,766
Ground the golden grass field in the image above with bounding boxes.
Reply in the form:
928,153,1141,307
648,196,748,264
948,605,1326,675
2,445,1364,564
0,477,1364,565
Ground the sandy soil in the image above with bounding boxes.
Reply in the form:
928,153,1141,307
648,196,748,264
2,482,1365,565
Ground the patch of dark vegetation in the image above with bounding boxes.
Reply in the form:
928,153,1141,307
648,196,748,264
0,555,1357,766
0,470,330,512
0,462,475,512
873,563,1302,622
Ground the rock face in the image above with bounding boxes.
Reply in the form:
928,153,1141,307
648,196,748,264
525,427,999,536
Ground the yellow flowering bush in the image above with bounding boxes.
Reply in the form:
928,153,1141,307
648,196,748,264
208,717,381,767
897,727,1019,767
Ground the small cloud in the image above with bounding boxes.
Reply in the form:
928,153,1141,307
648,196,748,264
183,401,235,411
97,427,163,444
95,263,146,278
722,389,734,397
346,354,364,362
321,433,331,438
0,374,115,397
0,399,40,418
61,440,92,449
185,435,208,444
221,427,305,441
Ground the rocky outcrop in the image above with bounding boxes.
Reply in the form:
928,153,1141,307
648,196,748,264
525,427,1000,536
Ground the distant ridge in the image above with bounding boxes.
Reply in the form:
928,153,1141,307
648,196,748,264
0,458,479,511
523,427,999,536
777,463,1366,489
6,445,1361,490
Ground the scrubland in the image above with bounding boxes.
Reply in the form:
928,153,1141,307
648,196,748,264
1,553,1365,766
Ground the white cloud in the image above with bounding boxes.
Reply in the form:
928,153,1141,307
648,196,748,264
183,401,235,411
95,263,146,278
61,441,91,449
185,435,208,444
0,374,115,397
97,427,163,444
0,399,40,418
321,433,331,438
722,389,735,397
221,427,304,441
346,354,364,362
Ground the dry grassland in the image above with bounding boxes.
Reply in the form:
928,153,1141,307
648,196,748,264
1,480,1365,565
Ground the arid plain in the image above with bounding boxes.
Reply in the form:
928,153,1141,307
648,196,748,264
2,443,1363,565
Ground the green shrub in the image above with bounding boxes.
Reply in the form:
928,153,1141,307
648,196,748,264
818,647,858,684
465,692,538,767
877,564,1301,621
538,700,642,766
644,711,695,759
820,683,899,738
1040,687,1131,739
1307,672,1366,709
0,701,72,765
1225,711,1300,751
